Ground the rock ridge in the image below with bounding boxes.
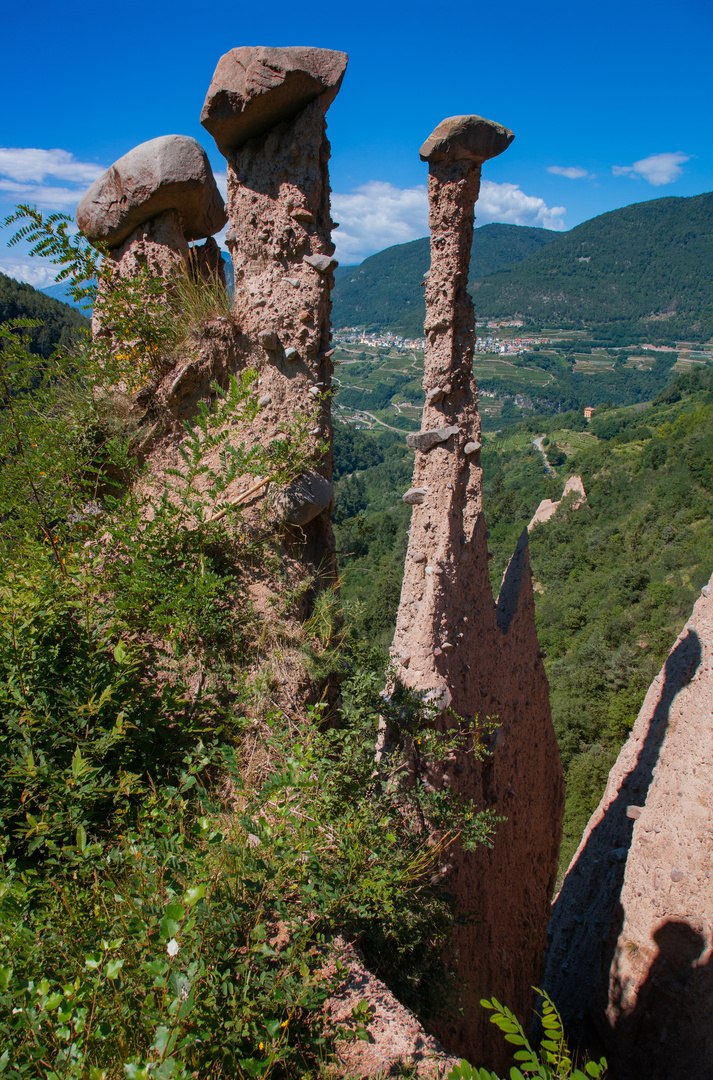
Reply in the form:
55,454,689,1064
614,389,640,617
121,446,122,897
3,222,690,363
528,474,586,531
543,571,713,1080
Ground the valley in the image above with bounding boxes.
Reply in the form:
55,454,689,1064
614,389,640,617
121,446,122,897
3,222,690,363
333,366,713,880
333,191,713,345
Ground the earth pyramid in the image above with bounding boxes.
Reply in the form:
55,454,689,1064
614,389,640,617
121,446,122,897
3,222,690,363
200,45,349,575
389,114,564,1070
543,571,713,1080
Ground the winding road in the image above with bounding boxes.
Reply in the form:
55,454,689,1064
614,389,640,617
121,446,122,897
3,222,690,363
534,435,555,475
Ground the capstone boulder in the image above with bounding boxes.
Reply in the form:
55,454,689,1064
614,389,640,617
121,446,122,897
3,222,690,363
76,135,226,249
200,46,348,157
419,114,514,164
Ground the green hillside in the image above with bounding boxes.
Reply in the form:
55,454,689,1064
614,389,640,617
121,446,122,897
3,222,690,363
333,366,713,877
473,191,713,344
331,192,713,346
2,272,89,355
332,223,558,335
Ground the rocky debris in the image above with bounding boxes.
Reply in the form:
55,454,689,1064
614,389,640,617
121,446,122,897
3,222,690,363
528,475,586,531
389,115,563,1072
419,114,514,165
200,46,348,157
326,938,460,1078
403,487,428,505
201,44,346,576
77,135,226,249
543,569,713,1080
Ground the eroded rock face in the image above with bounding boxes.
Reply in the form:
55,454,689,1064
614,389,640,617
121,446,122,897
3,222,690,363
390,116,563,1072
528,475,586,531
200,44,346,578
88,209,226,343
543,573,713,1080
201,46,348,157
328,938,460,1078
77,135,226,249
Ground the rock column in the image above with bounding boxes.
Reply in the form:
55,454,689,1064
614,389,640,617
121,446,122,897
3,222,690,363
77,134,227,342
390,117,564,1072
201,45,348,577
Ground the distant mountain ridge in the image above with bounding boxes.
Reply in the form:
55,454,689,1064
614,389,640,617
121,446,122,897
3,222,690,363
2,272,89,356
473,191,713,343
331,192,713,345
332,223,557,336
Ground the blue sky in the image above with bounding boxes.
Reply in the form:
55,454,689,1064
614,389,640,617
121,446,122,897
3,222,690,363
1,0,711,283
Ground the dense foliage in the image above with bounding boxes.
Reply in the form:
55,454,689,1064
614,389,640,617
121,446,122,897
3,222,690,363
333,427,414,646
332,224,557,336
0,270,89,357
449,992,607,1080
0,210,499,1078
472,191,713,343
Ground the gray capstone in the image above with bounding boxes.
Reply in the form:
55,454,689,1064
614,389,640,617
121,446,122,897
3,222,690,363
272,471,334,527
76,135,227,249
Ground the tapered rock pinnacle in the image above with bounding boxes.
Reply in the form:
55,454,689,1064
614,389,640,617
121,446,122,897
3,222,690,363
389,115,563,1071
199,45,348,572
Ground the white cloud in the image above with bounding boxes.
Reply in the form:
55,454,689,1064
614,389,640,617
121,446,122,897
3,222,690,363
331,181,429,264
215,169,228,201
331,179,565,263
478,180,566,231
0,148,104,185
0,178,88,211
0,256,63,287
612,151,691,186
547,165,591,180
0,149,107,226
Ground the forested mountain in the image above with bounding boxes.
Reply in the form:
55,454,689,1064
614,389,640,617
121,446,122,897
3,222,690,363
332,223,558,335
2,272,89,355
333,366,713,876
473,191,713,343
331,192,713,344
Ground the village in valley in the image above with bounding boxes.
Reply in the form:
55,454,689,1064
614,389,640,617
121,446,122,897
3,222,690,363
334,322,555,356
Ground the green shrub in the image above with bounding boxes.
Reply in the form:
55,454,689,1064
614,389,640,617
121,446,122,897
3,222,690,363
0,208,499,1077
447,991,606,1080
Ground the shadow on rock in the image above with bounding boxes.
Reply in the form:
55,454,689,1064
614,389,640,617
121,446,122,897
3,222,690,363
541,629,702,1057
611,919,713,1079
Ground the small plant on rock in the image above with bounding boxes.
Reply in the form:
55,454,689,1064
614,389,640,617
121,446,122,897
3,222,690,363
447,991,607,1080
